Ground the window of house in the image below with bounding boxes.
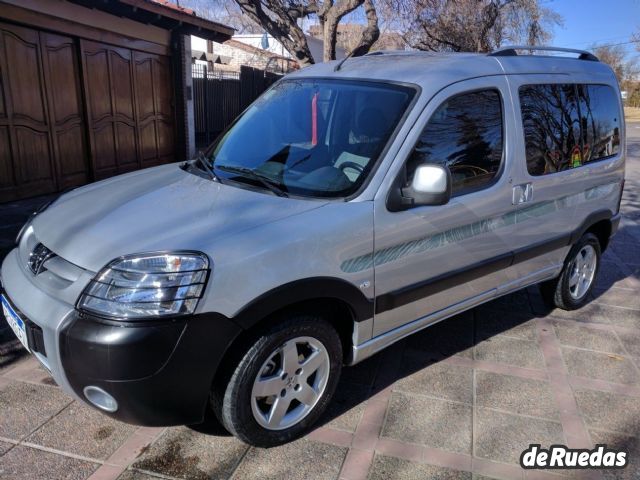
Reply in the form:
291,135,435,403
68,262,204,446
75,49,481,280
406,89,504,195
519,84,620,176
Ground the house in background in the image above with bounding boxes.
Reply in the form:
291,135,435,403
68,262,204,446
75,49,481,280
190,31,346,76
233,33,346,64
308,23,405,54
0,0,233,203
191,35,298,74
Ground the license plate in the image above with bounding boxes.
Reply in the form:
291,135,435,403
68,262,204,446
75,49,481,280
1,295,30,352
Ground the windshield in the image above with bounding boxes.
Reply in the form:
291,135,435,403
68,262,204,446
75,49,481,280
208,78,415,198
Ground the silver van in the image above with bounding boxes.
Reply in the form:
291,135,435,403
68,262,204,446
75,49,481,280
1,46,625,446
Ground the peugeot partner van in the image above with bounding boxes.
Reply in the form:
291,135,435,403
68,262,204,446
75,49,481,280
1,46,624,446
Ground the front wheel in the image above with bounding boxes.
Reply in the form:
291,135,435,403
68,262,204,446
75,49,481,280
213,314,342,447
540,232,601,310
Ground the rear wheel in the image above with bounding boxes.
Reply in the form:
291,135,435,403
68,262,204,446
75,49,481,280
212,314,342,446
540,232,601,310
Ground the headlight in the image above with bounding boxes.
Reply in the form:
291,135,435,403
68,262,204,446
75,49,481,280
78,252,210,319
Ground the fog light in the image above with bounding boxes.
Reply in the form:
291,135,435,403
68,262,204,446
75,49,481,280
83,386,118,412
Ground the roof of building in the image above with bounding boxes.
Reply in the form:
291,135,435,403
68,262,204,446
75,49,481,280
224,39,294,62
66,0,234,42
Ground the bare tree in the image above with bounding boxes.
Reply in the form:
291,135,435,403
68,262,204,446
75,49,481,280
178,0,261,33
230,0,380,65
591,44,639,91
384,0,561,53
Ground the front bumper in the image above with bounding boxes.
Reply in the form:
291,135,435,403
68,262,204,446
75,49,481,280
1,248,79,395
1,247,242,426
60,311,241,426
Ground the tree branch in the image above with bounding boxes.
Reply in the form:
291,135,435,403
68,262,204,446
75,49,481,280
350,0,380,57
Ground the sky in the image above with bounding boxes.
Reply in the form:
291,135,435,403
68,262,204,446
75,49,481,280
548,0,640,59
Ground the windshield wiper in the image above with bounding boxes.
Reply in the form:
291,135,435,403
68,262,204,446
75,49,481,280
216,165,288,197
194,152,219,182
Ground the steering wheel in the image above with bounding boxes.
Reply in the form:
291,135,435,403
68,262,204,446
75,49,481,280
338,161,365,175
450,164,490,176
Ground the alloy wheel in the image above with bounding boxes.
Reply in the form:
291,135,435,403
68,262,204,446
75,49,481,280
250,336,330,431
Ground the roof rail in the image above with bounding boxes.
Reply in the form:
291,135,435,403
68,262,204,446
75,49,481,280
365,50,407,56
489,46,599,62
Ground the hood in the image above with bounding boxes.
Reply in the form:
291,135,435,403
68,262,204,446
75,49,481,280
32,164,326,271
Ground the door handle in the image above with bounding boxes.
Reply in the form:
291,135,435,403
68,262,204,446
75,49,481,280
512,183,533,205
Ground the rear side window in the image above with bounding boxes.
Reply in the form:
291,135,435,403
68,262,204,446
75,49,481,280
519,84,620,176
577,85,621,162
406,89,504,195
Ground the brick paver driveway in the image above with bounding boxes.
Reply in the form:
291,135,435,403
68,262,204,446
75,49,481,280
1,125,639,480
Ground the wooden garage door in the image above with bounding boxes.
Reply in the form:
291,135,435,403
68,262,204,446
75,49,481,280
0,22,88,202
80,40,175,179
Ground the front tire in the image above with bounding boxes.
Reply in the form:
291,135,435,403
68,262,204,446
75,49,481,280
540,232,601,310
214,314,342,447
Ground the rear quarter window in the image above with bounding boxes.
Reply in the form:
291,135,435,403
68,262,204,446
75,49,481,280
519,83,620,176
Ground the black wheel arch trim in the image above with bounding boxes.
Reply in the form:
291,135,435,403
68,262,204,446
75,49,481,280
229,277,374,329
568,209,616,246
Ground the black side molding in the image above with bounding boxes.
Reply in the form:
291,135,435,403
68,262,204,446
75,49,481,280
375,210,614,315
375,253,512,314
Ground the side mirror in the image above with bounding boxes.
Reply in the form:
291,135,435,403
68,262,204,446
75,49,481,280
401,164,452,207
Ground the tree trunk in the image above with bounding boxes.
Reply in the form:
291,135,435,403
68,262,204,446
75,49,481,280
323,17,339,62
322,0,365,62
235,0,315,65
350,0,380,57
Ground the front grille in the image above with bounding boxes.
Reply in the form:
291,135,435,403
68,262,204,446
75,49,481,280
28,243,56,275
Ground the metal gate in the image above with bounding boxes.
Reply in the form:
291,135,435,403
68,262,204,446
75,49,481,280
192,64,281,149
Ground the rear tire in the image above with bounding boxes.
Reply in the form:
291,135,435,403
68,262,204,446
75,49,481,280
540,232,601,310
211,314,342,447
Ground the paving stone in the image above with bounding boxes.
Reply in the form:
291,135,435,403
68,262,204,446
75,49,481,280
474,335,545,369
320,380,369,432
475,408,564,465
474,307,537,341
133,427,248,480
610,241,640,267
592,287,640,311
561,347,639,385
475,371,559,420
574,389,640,435
230,438,347,480
404,311,475,359
118,471,166,480
552,321,625,354
548,302,640,330
27,401,137,460
340,355,380,386
594,261,634,290
395,352,473,404
0,445,98,479
382,391,472,454
589,429,640,480
368,454,471,480
0,440,14,456
614,329,640,358
0,380,71,440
